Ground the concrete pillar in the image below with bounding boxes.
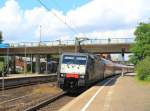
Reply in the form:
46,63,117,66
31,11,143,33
45,55,48,74
24,55,27,74
35,54,40,74
30,54,33,73
11,55,16,74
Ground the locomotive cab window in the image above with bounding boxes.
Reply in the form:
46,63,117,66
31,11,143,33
75,56,87,65
62,55,87,65
62,55,74,64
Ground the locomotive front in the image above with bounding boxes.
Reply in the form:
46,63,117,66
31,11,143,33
58,53,88,92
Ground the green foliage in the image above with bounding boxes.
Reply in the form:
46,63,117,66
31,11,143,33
129,21,150,82
47,54,59,62
129,54,138,65
136,56,150,81
0,62,3,71
0,57,4,61
130,22,150,64
0,57,4,71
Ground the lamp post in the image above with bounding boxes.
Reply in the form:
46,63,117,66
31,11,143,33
6,46,9,74
2,47,7,95
2,44,9,95
24,46,27,75
75,37,78,53
39,25,42,46
45,55,48,74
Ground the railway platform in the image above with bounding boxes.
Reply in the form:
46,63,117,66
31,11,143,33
59,73,150,111
0,73,56,80
0,73,57,89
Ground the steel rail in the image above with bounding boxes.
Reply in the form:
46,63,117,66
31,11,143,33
0,93,35,105
24,91,66,111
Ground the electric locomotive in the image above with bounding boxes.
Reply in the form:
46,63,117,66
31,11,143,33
57,52,134,93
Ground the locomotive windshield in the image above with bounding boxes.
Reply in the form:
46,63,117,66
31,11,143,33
62,55,87,65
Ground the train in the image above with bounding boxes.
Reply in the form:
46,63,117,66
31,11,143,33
57,52,134,93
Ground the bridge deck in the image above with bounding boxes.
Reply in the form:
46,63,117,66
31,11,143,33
0,43,132,55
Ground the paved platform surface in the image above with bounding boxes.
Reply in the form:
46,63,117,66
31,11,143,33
59,73,150,111
0,73,56,79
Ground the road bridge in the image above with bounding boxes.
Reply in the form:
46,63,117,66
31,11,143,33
0,38,134,74
0,38,134,55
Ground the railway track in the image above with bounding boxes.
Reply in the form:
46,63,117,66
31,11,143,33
24,92,67,111
39,94,76,111
0,91,74,111
28,92,80,111
0,84,63,111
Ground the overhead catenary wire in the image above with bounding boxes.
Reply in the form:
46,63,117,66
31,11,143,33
52,0,67,23
51,0,87,38
36,0,78,35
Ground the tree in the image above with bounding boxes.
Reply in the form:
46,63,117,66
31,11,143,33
0,31,3,43
130,21,150,81
130,22,150,64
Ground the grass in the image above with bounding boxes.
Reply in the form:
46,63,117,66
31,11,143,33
135,76,150,85
136,56,150,81
0,61,4,71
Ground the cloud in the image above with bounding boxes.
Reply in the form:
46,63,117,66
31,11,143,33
0,0,150,42
0,0,22,41
67,0,149,32
82,29,135,39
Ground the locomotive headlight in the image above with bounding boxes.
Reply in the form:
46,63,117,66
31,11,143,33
80,75,85,79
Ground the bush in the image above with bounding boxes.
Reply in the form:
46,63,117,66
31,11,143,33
136,56,150,81
0,61,3,72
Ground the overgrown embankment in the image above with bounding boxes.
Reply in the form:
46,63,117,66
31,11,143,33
136,56,150,81
130,22,150,82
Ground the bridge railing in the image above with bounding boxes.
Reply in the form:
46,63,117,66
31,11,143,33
83,38,134,45
8,38,134,48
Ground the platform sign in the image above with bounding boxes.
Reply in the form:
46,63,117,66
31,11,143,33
0,43,9,48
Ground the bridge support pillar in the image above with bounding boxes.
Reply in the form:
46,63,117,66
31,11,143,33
11,55,16,74
30,54,33,73
35,54,40,74
45,55,48,74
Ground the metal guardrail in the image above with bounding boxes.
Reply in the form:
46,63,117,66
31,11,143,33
6,38,134,48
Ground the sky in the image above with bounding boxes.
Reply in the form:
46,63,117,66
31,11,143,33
0,0,150,43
